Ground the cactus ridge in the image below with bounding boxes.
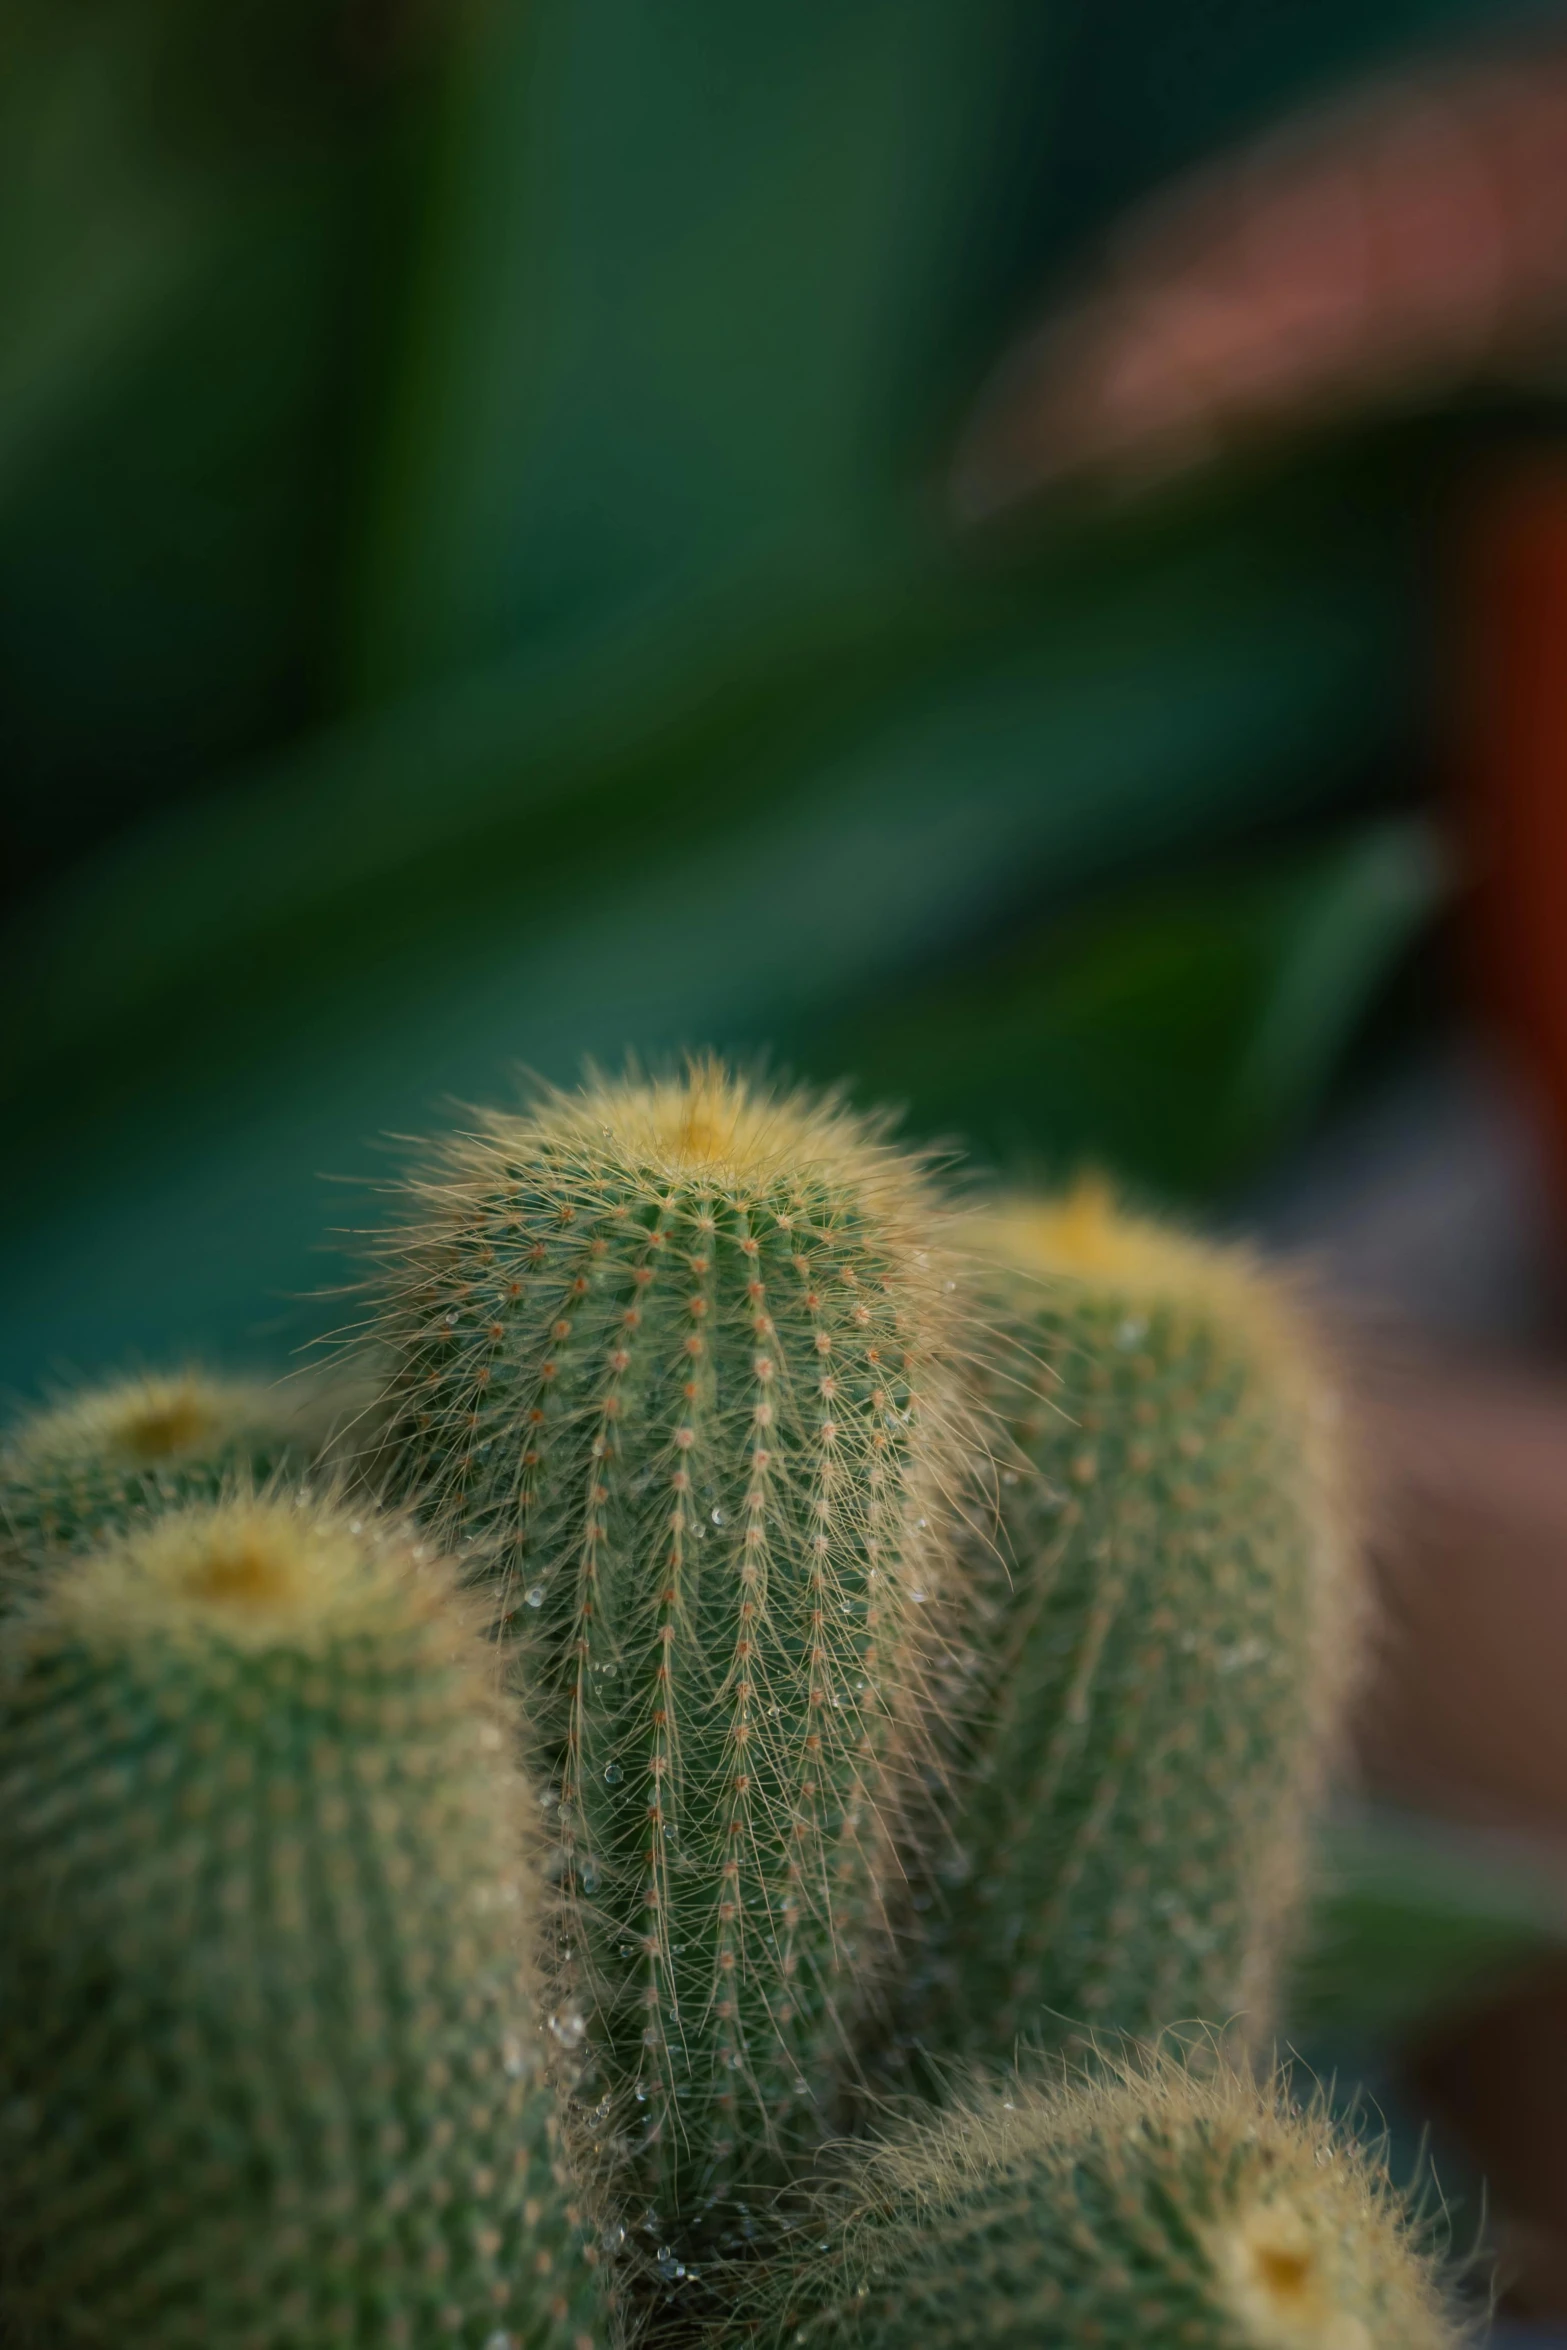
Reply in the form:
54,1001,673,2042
0,1495,609,2350
363,1064,969,2238
728,2050,1459,2349
0,1369,346,1569
917,1183,1357,2068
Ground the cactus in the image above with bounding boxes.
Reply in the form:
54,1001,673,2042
0,1368,353,1570
726,2052,1459,2350
915,1183,1357,2068
0,1493,610,2350
363,1064,966,2244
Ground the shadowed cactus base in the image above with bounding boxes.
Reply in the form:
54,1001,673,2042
0,1496,609,2350
728,2055,1459,2350
364,1065,966,2245
916,1185,1355,2068
0,1370,351,1569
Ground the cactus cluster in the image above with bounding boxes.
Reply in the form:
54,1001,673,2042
0,1061,1467,2349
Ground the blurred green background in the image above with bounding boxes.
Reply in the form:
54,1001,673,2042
10,2,1567,2329
5,0,1544,1387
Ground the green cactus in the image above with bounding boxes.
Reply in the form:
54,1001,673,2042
726,2053,1459,2350
363,1064,966,2245
0,1368,356,1569
0,1493,610,2350
914,1183,1356,2068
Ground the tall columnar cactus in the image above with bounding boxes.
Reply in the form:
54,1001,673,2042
727,2054,1458,2350
0,1494,609,2350
0,1369,353,1569
915,1184,1356,2067
364,1065,965,2242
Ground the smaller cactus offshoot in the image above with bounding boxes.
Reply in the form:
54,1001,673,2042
917,1182,1357,2067
0,1369,352,1568
0,1494,609,2350
728,2052,1459,2350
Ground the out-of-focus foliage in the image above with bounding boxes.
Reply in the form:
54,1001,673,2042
0,0,1552,1383
1291,1806,1567,2044
811,818,1445,1192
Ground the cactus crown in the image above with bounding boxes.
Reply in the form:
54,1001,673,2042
362,1061,970,2240
737,2051,1456,2349
52,1489,456,1652
972,1178,1336,1412
0,1369,345,1567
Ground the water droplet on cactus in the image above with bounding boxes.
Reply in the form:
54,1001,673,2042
443,1309,459,1327
579,1864,601,1895
601,2221,626,2253
524,1584,545,1609
656,2247,687,2281
710,1507,725,1526
604,1762,623,1786
548,2009,586,2049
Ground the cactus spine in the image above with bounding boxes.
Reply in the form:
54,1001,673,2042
918,1184,1356,2067
0,1495,608,2350
365,1066,964,2241
0,1369,349,1569
727,2054,1458,2350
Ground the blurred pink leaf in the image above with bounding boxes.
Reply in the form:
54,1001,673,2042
955,37,1567,514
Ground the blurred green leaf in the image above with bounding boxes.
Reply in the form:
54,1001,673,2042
0,5,209,506
349,0,1075,696
803,817,1446,1196
0,1,434,894
0,456,1429,1382
1288,1807,1567,2044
